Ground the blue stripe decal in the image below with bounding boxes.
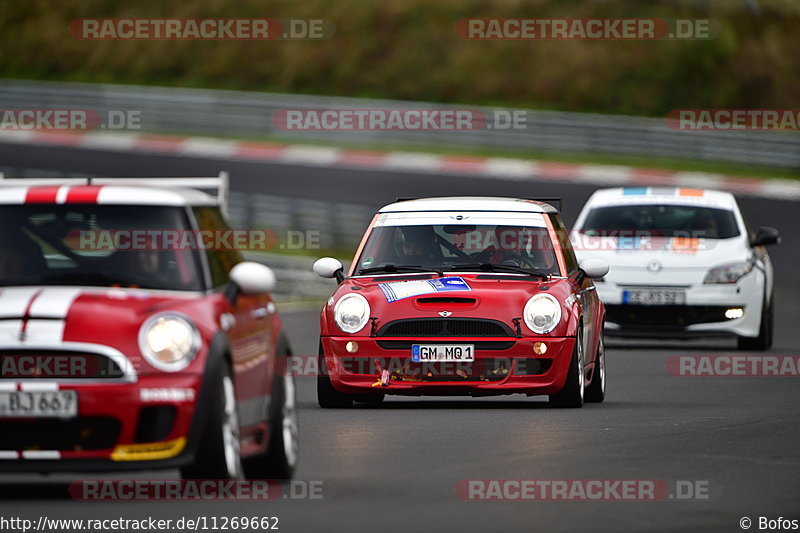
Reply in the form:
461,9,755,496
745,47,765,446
623,187,648,195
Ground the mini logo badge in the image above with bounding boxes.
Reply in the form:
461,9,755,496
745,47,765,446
647,260,662,273
439,311,453,317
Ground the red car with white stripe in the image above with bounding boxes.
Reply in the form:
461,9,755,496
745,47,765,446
313,197,610,408
0,175,297,479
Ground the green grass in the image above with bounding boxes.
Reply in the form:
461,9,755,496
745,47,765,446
1,0,798,117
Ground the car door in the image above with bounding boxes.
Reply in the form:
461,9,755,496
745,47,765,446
194,207,275,431
551,214,599,368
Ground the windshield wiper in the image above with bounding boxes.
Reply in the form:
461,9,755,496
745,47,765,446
358,264,443,277
450,263,549,279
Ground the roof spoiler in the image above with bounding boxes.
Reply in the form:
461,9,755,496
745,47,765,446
524,197,561,212
395,196,562,212
0,171,230,214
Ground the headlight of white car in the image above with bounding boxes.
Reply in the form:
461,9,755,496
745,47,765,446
138,313,200,372
334,293,371,333
703,260,754,284
524,294,562,334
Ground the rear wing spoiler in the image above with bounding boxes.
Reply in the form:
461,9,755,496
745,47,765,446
524,197,561,212
396,196,562,212
0,171,230,214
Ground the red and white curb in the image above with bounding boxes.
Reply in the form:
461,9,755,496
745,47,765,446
1,129,798,200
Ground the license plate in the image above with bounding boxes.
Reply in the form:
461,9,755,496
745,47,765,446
0,390,78,418
623,289,686,306
411,344,475,362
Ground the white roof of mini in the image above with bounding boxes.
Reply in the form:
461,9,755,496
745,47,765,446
379,197,558,214
585,187,737,209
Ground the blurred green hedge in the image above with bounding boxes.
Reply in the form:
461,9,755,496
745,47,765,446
1,0,797,116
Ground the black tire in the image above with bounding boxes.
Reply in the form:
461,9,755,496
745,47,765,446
244,370,298,480
353,393,385,404
243,334,298,479
317,342,353,408
181,363,243,479
549,327,585,408
584,333,606,403
737,292,774,351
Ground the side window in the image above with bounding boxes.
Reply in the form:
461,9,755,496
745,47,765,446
193,207,244,288
548,214,579,273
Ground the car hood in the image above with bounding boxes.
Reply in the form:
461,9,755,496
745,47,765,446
327,274,575,333
0,286,212,356
572,234,750,270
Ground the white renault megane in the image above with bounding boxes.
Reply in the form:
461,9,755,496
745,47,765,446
572,187,779,350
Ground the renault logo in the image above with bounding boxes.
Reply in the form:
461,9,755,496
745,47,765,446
646,260,662,273
439,311,452,317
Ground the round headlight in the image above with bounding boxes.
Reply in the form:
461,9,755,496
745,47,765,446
524,294,562,334
138,313,200,372
334,293,370,334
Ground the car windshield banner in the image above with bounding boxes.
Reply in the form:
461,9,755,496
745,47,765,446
379,276,471,302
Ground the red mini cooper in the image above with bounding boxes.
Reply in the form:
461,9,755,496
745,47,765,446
0,175,297,479
313,197,609,408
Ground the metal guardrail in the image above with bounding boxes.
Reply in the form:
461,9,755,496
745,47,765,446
1,79,797,169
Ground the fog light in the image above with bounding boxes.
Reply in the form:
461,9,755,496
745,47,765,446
346,341,359,353
533,342,547,355
725,307,744,320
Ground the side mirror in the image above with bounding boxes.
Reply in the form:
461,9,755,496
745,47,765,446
313,257,344,283
750,226,780,247
580,258,610,280
230,262,276,294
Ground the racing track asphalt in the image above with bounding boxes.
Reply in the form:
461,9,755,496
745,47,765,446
0,141,798,533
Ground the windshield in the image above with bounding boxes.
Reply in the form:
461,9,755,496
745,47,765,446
0,205,204,291
355,224,561,276
579,204,740,239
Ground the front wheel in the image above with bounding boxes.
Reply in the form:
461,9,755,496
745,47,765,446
549,329,584,408
353,393,385,404
317,343,353,408
181,363,243,479
244,372,299,479
584,334,605,403
737,292,773,351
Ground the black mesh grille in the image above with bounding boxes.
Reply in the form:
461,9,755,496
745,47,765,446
377,319,513,337
2,417,120,451
515,358,552,376
339,357,513,381
376,340,515,350
0,350,126,379
135,406,177,443
605,305,736,327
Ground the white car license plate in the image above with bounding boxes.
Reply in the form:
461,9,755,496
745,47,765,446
0,390,78,418
623,289,686,306
411,344,475,362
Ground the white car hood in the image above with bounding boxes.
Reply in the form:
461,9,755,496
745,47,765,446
572,234,749,270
